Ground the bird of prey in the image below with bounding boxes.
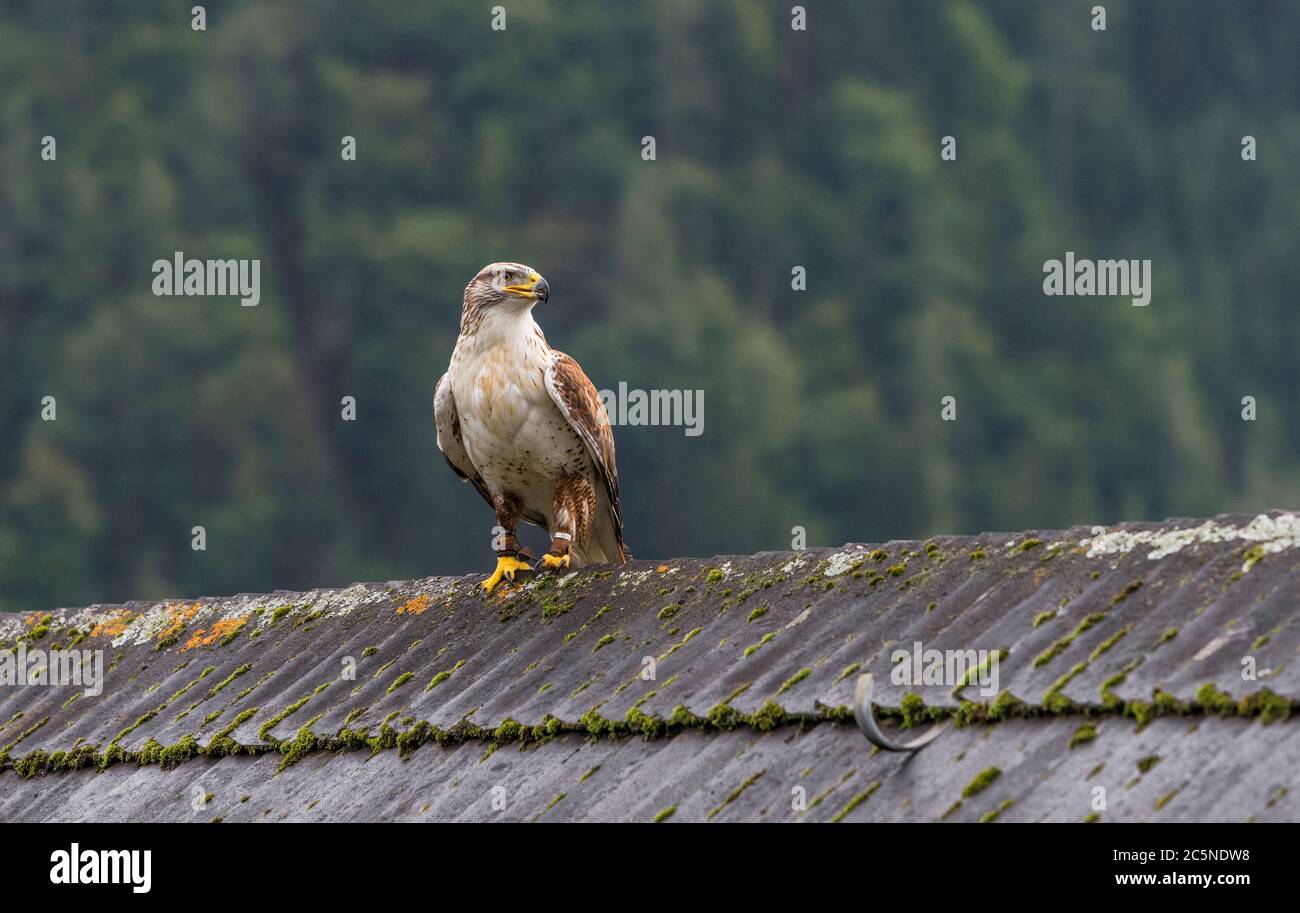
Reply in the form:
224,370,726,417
434,262,627,593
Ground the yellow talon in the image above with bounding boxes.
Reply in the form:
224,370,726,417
540,552,571,571
482,555,534,594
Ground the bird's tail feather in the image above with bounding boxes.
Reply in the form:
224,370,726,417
570,518,628,566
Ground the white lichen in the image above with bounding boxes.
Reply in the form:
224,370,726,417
822,550,867,577
616,569,653,590
1079,513,1299,561
778,555,808,576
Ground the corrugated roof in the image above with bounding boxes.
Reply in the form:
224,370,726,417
1,511,1297,822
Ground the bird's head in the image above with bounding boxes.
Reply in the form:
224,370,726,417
464,261,549,316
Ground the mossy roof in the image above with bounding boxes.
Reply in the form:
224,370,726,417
1,510,1297,822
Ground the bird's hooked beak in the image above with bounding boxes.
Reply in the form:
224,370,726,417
502,272,549,303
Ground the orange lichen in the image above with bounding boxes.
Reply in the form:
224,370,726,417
656,565,670,573
23,611,51,627
396,595,431,616
90,610,134,639
181,615,249,651
158,602,201,641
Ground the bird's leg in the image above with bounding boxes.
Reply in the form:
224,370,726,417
539,533,572,571
539,475,593,571
483,494,533,594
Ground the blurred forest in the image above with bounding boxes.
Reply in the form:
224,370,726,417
1,0,1297,612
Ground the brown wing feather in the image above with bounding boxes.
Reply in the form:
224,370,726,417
433,372,493,509
544,351,624,540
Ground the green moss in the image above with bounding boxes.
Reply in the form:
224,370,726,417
1196,683,1236,716
830,781,881,822
969,549,987,561
746,606,768,623
707,770,764,820
1110,579,1142,604
952,648,1009,695
424,659,465,692
1092,629,1133,665
1032,610,1057,628
110,711,158,746
776,668,811,695
578,709,617,739
898,691,930,729
668,704,701,727
1018,539,1043,551
1153,690,1185,715
624,707,666,739
15,646,1293,779
493,718,524,744
1154,628,1178,647
1154,788,1179,811
834,662,861,684
743,633,775,657
207,663,251,699
1069,724,1097,748
1126,700,1155,729
706,569,725,583
706,703,740,730
727,683,754,704
361,646,378,657
1241,544,1265,572
1136,754,1161,773
979,799,1014,823
1099,665,1134,709
387,672,414,694
154,735,201,771
1042,690,1078,714
257,691,319,742
592,634,615,654
541,595,575,619
1238,688,1292,724
962,767,1001,798
750,701,786,731
1033,613,1107,667
539,793,566,817
652,805,677,823
277,725,323,772
657,604,680,621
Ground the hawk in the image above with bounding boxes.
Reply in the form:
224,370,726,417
434,262,628,593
